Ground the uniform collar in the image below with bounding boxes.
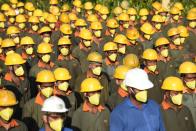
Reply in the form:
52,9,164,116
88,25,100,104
35,92,45,106
0,119,19,129
125,98,147,109
169,44,183,50
58,54,74,61
4,73,24,81
38,60,54,68
117,87,129,98
161,100,183,111
22,52,35,60
82,101,105,112
183,87,196,94
105,58,119,66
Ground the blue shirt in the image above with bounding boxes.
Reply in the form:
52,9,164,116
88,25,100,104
110,98,165,131
39,128,72,131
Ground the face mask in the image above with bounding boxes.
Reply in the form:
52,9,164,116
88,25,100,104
92,67,102,76
26,47,33,55
32,25,39,31
6,50,15,55
130,15,136,21
9,18,15,23
0,108,14,121
185,80,196,90
109,29,116,35
14,66,24,76
189,21,196,28
173,38,181,45
123,23,129,29
28,11,33,16
155,23,161,30
161,49,169,57
13,37,20,44
76,7,81,12
49,23,55,29
108,53,117,62
43,37,50,43
171,93,183,105
180,37,186,44
71,23,75,28
141,16,147,21
120,82,127,91
0,22,5,28
42,54,51,63
144,34,151,40
49,118,64,131
88,93,100,105
173,15,179,21
162,16,167,22
60,48,69,56
18,23,25,29
118,46,126,54
12,4,16,9
87,10,92,15
58,82,69,91
83,40,91,47
41,87,53,98
19,8,24,14
101,15,107,20
39,17,45,22
129,40,136,44
135,90,148,103
147,65,157,72
94,30,101,37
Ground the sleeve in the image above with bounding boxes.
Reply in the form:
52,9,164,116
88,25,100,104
110,109,124,131
158,106,166,131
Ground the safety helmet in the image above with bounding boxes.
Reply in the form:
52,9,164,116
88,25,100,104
16,14,26,23
99,6,109,15
79,29,92,40
60,24,72,35
46,14,57,23
140,22,155,34
139,8,149,16
118,13,129,21
28,16,39,23
1,4,10,11
54,68,71,80
58,37,71,45
1,39,15,48
84,2,93,10
161,76,184,91
7,9,16,16
87,14,98,22
0,13,6,22
68,13,78,21
114,34,128,45
114,65,129,79
142,49,158,60
24,2,35,11
187,11,196,20
75,19,87,27
38,26,51,34
49,0,58,5
173,2,184,10
126,28,140,40
59,13,70,23
152,15,164,22
49,6,60,16
155,37,169,47
167,27,179,37
179,61,196,74
36,70,56,83
170,6,180,15
106,18,119,28
87,52,102,63
113,7,123,15
127,8,137,15
80,78,103,92
177,25,189,37
33,9,43,17
94,4,102,11
20,36,35,45
5,53,26,65
7,26,20,35
37,43,52,54
152,1,162,11
17,2,24,8
0,89,18,106
103,42,118,51
61,4,70,12
90,21,102,30
123,54,140,68
73,0,82,8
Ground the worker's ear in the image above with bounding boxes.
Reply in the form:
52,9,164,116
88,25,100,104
42,115,48,123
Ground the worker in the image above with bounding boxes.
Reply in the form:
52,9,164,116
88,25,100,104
118,13,130,32
139,8,149,24
127,7,137,27
1,39,16,61
6,26,21,46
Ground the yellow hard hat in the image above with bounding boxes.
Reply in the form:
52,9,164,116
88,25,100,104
0,13,6,22
170,6,180,15
187,11,196,20
177,25,189,37
121,0,129,10
75,19,87,27
37,43,52,54
68,13,78,21
46,14,57,23
99,6,109,15
24,2,35,11
5,53,26,65
38,26,51,34
127,8,137,15
90,21,102,30
58,37,71,45
54,68,71,81
7,26,20,35
87,52,102,63
142,49,158,60
60,24,72,34
36,70,56,83
173,2,184,10
113,7,123,15
167,27,179,37
73,0,82,8
1,39,15,48
94,4,102,11
10,0,18,4
80,78,103,92
139,8,149,16
16,14,26,23
20,36,35,45
126,28,140,40
7,9,16,16
28,16,39,23
114,34,128,45
161,76,184,91
179,61,196,74
59,13,70,23
33,9,43,17
152,1,162,11
17,2,24,8
123,53,139,68
0,89,18,106
61,4,70,12
87,14,98,22
118,13,129,21
113,65,129,79
50,0,58,5
189,8,196,12
79,29,92,40
84,2,93,10
49,6,60,16
140,22,155,34
106,18,119,28
103,42,118,51
1,4,10,11
155,37,169,47
43,12,49,19
152,15,164,22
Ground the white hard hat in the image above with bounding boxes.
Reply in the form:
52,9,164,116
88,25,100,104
41,96,68,113
123,68,153,90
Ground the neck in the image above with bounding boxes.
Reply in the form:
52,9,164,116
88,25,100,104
130,96,143,109
45,124,53,131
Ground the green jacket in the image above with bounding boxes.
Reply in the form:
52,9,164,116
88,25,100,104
0,120,28,131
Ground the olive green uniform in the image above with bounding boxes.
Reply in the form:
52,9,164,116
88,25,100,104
0,120,28,131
